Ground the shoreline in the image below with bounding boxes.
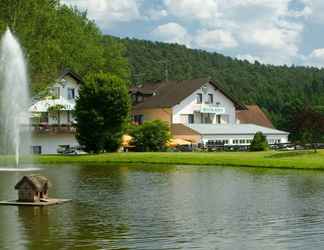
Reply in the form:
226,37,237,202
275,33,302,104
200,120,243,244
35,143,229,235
1,150,323,171
33,150,324,171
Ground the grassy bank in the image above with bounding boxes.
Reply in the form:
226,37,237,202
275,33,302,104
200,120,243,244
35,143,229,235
24,150,324,170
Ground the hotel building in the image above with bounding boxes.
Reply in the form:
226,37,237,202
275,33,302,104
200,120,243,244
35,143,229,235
131,78,289,146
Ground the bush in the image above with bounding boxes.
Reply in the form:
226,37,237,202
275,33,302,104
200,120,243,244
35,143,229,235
130,120,171,152
250,132,269,151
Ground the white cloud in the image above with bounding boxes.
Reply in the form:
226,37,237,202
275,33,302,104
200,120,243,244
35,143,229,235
236,54,263,64
310,48,324,59
302,48,324,67
195,30,238,50
144,8,168,21
151,22,191,47
162,0,308,65
62,0,141,26
302,0,324,22
164,0,220,20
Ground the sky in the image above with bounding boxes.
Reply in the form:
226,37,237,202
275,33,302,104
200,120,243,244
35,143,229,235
62,0,324,67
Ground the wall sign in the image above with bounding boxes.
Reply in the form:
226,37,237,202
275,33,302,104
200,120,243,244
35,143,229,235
200,104,225,114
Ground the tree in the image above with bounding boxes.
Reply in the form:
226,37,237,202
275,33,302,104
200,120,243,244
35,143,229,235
290,107,324,151
75,72,130,153
102,36,131,82
0,1,129,93
250,132,269,151
129,120,171,152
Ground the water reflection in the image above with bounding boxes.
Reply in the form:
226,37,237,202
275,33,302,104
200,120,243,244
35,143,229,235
1,165,324,249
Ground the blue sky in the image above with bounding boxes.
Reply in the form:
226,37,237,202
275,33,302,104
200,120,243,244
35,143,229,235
62,0,324,67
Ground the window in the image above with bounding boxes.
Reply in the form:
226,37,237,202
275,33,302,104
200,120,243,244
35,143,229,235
216,115,221,124
204,114,212,124
240,139,246,144
32,146,42,155
52,87,60,99
68,88,75,100
188,114,194,124
136,95,144,102
207,94,213,104
134,114,144,125
197,93,203,104
67,111,71,123
132,94,137,103
233,139,239,144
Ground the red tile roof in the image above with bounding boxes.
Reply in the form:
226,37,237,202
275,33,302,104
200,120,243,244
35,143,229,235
236,105,274,128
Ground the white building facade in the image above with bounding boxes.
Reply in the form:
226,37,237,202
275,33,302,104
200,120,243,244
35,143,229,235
29,70,81,154
131,79,289,146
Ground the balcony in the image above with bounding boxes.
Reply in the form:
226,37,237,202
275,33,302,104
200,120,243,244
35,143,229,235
31,124,76,134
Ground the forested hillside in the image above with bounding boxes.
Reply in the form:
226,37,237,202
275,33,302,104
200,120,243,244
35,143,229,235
119,37,324,128
0,0,129,93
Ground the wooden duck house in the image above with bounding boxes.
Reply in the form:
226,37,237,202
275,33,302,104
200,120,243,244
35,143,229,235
15,175,51,202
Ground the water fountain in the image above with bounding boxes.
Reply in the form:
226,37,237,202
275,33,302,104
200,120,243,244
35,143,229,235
0,28,40,171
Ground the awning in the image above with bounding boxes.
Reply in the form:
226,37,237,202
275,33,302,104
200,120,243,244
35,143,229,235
29,98,75,112
167,138,192,147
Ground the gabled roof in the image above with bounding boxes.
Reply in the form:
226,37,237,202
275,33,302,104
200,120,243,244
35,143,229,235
59,68,84,84
188,124,289,135
236,105,274,128
132,78,246,110
15,175,50,191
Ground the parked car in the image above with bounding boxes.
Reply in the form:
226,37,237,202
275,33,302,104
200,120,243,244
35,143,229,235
57,146,86,155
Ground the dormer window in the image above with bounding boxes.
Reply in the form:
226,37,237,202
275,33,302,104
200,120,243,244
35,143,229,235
68,88,75,100
196,93,203,104
206,94,213,104
136,94,143,102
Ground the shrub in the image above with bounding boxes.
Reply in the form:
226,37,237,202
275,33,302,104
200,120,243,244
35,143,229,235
130,120,171,152
250,132,269,151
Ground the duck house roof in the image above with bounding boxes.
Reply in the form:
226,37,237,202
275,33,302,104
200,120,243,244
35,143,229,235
15,175,51,192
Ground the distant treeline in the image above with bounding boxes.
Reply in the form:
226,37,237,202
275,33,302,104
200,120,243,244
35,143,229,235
115,36,324,129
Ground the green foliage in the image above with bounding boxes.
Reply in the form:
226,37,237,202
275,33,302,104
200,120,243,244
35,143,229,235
129,120,171,152
287,106,324,146
0,1,129,93
102,36,131,82
47,104,65,113
250,132,269,151
75,72,130,153
116,37,324,130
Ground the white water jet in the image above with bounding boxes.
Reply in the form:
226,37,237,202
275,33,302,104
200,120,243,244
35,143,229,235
0,28,32,168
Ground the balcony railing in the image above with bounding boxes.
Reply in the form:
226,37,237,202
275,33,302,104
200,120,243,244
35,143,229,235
31,124,76,133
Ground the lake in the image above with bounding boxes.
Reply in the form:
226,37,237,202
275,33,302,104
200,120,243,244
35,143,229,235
1,164,324,249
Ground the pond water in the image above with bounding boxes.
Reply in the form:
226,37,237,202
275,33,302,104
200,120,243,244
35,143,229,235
1,164,324,249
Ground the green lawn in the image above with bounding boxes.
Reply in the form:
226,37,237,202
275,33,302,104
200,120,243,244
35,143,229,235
23,150,324,170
